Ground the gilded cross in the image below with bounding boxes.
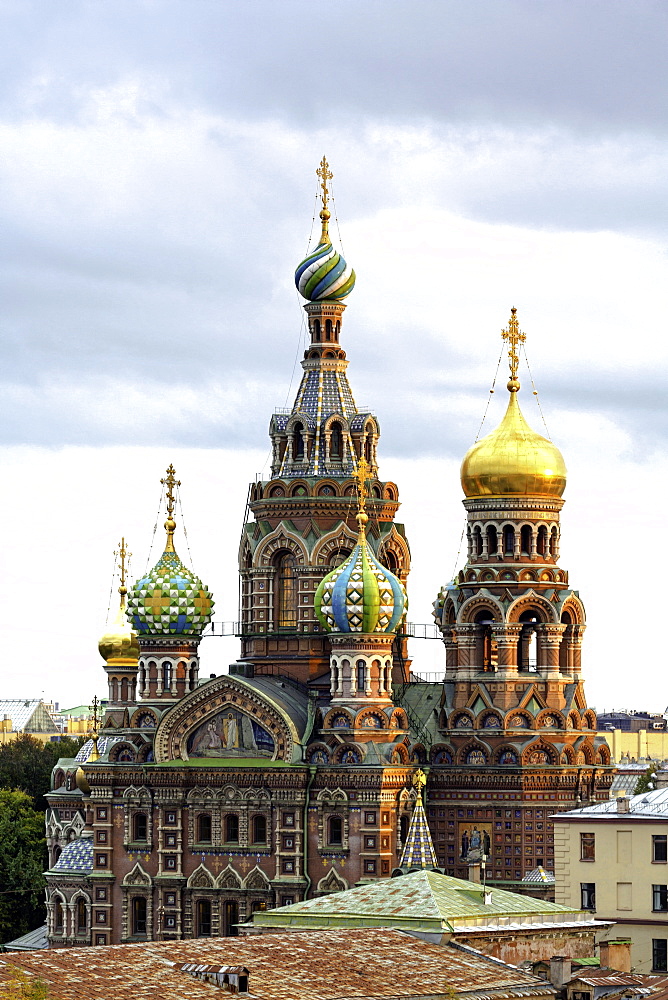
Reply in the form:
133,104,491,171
89,696,102,737
354,455,369,516
316,155,333,210
160,464,181,520
115,537,131,608
412,768,427,798
501,307,526,382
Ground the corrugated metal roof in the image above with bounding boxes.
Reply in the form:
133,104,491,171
0,928,555,1000
557,787,668,818
2,925,48,951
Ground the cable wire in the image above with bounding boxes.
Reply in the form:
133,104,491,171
105,549,118,625
521,343,552,439
330,179,346,257
175,484,194,568
144,483,165,573
473,346,504,442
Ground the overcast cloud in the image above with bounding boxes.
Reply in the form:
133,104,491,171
1,0,667,709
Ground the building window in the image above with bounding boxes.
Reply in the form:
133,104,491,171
364,859,377,874
580,832,595,860
164,914,176,930
132,896,147,936
356,660,366,691
225,814,239,843
282,834,295,850
165,833,177,847
381,860,390,875
95,888,107,901
364,836,377,849
653,939,668,972
252,815,267,844
283,812,295,827
54,899,64,931
251,900,267,913
281,896,294,907
76,898,87,932
133,813,148,842
196,899,212,937
328,816,343,846
95,910,106,924
580,883,596,910
197,813,212,843
653,885,668,911
96,853,107,868
165,811,177,824
96,808,107,821
96,830,107,844
654,836,668,863
165,892,176,906
282,859,295,874
95,934,106,946
276,553,297,626
365,811,376,825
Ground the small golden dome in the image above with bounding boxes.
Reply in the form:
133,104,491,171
98,590,140,666
461,387,566,499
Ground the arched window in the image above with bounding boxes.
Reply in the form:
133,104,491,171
313,319,321,342
162,662,172,691
519,610,540,671
132,896,147,935
474,526,483,556
252,815,267,844
293,422,305,460
400,814,409,844
120,677,128,701
364,437,372,463
133,813,148,842
276,553,298,626
474,610,497,671
329,547,351,568
503,525,515,555
520,525,532,555
54,898,64,931
196,899,212,937
197,813,212,843
225,814,239,843
76,898,87,932
328,816,343,846
537,525,548,556
487,525,498,554
550,526,558,557
330,423,343,460
356,659,366,692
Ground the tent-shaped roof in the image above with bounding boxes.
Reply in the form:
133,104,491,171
0,700,58,733
252,869,603,935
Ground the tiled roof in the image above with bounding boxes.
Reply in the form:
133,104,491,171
253,869,593,934
399,794,438,869
0,699,58,733
50,836,93,873
556,787,668,819
0,928,556,1000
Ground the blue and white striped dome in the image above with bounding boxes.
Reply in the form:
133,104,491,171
295,240,356,302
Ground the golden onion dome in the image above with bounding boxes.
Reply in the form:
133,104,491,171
98,587,140,665
461,384,566,499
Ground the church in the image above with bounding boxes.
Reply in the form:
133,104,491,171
43,158,612,947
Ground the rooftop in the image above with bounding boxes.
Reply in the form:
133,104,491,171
252,869,602,935
555,787,668,819
0,928,556,1000
0,699,58,733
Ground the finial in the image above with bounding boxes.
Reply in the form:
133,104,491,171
412,768,427,799
354,455,370,536
501,307,525,392
160,464,181,552
115,537,131,609
87,695,102,763
316,155,333,245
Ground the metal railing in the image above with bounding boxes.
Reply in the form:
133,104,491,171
203,620,443,639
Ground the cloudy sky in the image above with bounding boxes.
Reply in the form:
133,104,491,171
2,0,667,713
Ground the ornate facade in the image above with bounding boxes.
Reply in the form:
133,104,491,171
43,160,611,948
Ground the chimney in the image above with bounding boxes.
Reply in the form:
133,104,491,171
483,889,493,905
468,862,481,884
617,795,631,813
549,957,572,989
599,939,632,973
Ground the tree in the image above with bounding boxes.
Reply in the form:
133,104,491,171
634,766,656,795
0,790,46,943
0,734,85,810
2,967,49,1000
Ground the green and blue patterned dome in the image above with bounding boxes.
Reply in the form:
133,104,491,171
127,547,214,636
126,465,214,636
315,515,406,634
295,234,356,302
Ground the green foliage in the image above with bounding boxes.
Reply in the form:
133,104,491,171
634,766,656,795
2,967,50,999
0,734,85,810
0,790,46,944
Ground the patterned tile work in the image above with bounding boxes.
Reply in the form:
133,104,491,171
523,866,555,884
400,794,438,870
315,539,406,634
51,836,93,873
74,736,122,762
127,549,214,636
0,927,556,1000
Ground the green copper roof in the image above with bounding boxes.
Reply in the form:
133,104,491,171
253,869,590,934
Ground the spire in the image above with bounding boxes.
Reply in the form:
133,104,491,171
399,769,438,870
316,154,333,245
160,464,180,552
501,306,526,393
98,538,140,667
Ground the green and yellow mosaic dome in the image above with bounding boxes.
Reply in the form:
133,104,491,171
127,547,214,636
315,526,406,634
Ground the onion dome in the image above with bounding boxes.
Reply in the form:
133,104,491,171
461,309,567,499
315,459,406,633
99,576,140,665
126,465,214,636
294,155,356,302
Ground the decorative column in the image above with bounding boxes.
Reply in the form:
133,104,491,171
493,623,522,678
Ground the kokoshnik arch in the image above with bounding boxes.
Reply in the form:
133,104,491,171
43,158,612,947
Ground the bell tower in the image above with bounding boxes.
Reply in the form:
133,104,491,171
430,309,612,885
238,159,411,687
